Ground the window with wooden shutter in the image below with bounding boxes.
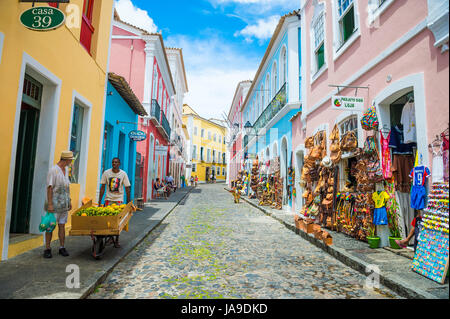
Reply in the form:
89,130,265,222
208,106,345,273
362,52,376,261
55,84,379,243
80,0,95,53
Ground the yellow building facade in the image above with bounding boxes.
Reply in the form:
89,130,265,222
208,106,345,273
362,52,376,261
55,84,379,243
182,105,227,183
0,1,114,260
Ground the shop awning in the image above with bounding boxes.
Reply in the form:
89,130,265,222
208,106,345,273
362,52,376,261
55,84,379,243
108,72,148,117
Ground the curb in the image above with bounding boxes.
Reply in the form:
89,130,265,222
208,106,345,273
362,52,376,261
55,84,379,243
238,194,438,299
80,188,193,299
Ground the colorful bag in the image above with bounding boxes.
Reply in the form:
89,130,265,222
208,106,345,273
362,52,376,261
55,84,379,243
39,212,57,233
361,106,379,130
363,136,377,155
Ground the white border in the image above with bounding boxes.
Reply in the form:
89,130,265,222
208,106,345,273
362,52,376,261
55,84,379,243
373,73,429,166
68,91,93,209
331,0,361,61
2,52,62,260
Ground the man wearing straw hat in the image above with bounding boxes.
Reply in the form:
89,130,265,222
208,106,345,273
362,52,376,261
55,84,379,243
44,151,74,258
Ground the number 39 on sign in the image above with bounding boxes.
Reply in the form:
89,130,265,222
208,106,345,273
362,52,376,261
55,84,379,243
20,6,66,31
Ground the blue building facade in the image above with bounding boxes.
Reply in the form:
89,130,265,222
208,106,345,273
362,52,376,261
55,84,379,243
242,11,302,211
101,73,148,202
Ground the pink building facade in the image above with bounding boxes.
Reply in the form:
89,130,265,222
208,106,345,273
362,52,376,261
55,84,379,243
292,0,449,242
227,81,251,186
109,14,176,202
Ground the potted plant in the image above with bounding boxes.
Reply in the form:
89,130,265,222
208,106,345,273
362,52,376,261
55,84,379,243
386,183,403,249
366,224,380,249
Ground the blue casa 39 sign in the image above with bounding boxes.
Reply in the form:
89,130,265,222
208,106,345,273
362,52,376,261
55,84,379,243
129,130,147,141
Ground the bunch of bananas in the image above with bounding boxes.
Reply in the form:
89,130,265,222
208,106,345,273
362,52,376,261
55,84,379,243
76,204,126,217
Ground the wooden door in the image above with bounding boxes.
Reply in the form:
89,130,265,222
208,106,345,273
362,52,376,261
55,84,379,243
10,103,40,233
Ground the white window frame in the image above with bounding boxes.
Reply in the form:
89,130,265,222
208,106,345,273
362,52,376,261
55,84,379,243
201,128,205,138
259,86,264,115
194,126,198,136
310,3,327,83
207,149,211,162
152,64,158,100
214,133,217,142
265,74,270,106
192,145,197,160
208,131,211,140
280,45,287,86
217,166,220,175
271,61,278,99
331,0,361,61
222,167,226,176
367,0,395,25
192,163,196,172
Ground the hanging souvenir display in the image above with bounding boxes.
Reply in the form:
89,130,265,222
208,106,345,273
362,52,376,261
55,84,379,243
412,182,449,284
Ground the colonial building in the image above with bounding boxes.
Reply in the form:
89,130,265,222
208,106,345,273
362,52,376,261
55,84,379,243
227,80,251,186
0,0,114,260
166,47,189,187
240,10,302,211
183,105,227,183
291,0,448,244
109,11,175,201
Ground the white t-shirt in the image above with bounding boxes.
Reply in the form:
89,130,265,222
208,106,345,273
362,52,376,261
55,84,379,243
101,169,131,202
401,101,416,144
46,165,71,213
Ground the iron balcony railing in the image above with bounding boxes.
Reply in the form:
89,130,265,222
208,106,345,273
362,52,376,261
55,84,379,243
161,110,171,137
253,82,287,133
151,99,161,123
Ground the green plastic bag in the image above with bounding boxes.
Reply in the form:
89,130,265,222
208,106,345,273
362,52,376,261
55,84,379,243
39,212,57,233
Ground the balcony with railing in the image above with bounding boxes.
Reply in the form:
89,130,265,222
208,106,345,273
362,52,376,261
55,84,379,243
253,82,287,133
160,110,171,139
150,99,161,123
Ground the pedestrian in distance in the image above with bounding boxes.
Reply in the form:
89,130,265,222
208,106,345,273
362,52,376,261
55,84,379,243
195,176,198,186
98,157,131,248
44,150,74,258
181,174,186,188
190,176,194,186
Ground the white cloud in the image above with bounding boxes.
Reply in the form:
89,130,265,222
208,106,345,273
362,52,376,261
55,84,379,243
165,35,256,120
234,15,280,43
114,0,158,33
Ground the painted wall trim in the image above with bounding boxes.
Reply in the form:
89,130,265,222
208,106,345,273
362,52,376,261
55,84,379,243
2,51,62,260
68,90,93,209
96,5,115,202
305,18,428,117
373,72,429,167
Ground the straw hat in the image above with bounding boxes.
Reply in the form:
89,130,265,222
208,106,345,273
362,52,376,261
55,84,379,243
321,156,332,168
61,150,74,160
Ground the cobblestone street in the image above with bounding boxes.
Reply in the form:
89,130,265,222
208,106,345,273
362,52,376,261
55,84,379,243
89,184,401,299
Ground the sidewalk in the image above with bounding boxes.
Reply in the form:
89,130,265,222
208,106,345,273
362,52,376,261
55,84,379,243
0,186,194,299
234,191,449,299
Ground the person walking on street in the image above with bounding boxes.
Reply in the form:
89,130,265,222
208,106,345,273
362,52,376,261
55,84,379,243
195,176,198,186
181,174,186,188
98,157,131,248
190,176,194,186
44,151,74,258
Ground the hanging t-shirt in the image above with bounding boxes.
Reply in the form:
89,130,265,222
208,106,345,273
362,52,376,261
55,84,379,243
400,101,416,144
100,169,131,202
388,125,416,155
372,191,390,208
409,165,431,186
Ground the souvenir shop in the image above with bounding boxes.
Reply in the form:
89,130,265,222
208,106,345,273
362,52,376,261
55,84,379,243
298,90,450,257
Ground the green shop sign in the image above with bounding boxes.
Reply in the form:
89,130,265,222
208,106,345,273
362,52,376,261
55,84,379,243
20,7,65,31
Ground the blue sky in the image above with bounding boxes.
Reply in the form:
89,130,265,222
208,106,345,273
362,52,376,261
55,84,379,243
115,0,300,120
